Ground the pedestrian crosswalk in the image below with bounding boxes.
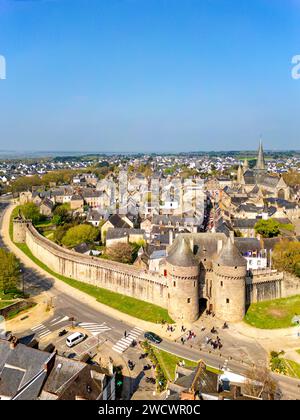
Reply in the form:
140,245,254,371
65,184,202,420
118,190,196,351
78,322,111,337
31,323,51,339
112,327,144,354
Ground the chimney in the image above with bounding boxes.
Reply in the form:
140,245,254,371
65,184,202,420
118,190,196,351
217,239,223,254
169,230,174,246
9,337,18,350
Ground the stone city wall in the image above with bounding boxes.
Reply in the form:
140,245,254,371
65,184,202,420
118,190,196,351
282,272,300,299
25,224,168,308
246,270,284,305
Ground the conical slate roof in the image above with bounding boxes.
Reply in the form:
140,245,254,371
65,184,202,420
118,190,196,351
167,237,198,267
255,139,266,171
215,238,247,267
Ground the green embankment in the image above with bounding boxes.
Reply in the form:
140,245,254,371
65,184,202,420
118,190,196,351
245,295,300,329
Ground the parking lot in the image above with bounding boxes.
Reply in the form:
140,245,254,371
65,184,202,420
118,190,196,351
38,325,108,360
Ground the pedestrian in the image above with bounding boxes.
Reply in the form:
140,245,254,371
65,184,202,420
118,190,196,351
124,331,127,338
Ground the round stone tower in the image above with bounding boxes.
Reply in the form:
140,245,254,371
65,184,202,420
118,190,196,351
212,238,247,323
166,237,200,323
13,214,29,244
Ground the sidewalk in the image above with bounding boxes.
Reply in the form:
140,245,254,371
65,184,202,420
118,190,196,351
5,293,54,335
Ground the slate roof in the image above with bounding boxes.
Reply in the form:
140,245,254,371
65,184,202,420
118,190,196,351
72,242,90,254
82,190,102,198
215,238,247,267
41,198,54,209
234,238,261,254
243,170,256,185
71,195,83,201
256,174,279,188
266,198,298,209
232,219,259,229
0,339,51,399
166,237,199,267
87,209,103,221
106,228,144,240
107,214,131,229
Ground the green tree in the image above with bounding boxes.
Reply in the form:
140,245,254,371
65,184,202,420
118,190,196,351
53,223,74,244
53,203,71,224
272,240,300,277
11,175,42,194
20,203,42,225
61,224,99,248
0,249,20,293
255,219,280,238
51,214,62,226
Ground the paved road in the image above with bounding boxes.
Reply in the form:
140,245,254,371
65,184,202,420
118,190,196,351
1,198,300,399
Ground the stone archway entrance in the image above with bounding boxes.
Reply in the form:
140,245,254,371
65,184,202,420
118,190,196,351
199,298,208,316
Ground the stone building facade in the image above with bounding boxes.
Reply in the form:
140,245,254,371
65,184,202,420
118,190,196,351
13,218,300,324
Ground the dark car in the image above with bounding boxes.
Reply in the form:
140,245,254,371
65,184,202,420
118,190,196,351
144,332,162,344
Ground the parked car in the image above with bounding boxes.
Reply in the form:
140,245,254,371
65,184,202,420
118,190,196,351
66,332,86,348
144,332,162,344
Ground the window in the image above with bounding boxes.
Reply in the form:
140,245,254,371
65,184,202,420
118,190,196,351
221,281,223,287
187,298,191,303
226,298,230,304
164,270,167,277
173,281,176,287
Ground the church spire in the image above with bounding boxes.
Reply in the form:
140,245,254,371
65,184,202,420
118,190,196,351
237,165,243,183
255,138,266,171
243,159,249,172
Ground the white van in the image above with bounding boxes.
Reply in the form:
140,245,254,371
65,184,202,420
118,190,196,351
66,332,86,348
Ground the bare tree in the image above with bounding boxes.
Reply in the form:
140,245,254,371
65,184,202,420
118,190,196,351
106,242,133,264
243,364,279,400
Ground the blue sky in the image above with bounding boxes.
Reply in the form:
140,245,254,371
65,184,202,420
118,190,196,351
0,0,299,152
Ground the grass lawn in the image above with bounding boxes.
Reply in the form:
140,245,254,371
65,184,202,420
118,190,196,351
42,230,54,240
0,289,24,300
151,347,198,381
5,302,36,320
244,295,300,329
150,347,222,381
282,359,300,379
35,220,53,228
15,241,174,324
0,301,12,310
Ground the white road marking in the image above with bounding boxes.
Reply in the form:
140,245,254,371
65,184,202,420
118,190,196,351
31,324,44,331
51,315,69,326
78,322,111,337
112,327,143,354
39,330,51,338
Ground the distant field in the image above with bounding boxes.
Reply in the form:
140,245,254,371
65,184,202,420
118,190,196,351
245,295,300,329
